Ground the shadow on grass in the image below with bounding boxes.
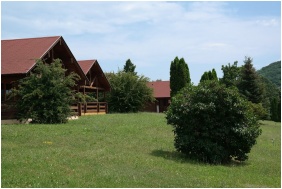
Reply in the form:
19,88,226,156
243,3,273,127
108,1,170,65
150,149,249,167
151,149,192,163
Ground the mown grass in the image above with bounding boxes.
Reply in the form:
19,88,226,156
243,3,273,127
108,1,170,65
1,113,281,187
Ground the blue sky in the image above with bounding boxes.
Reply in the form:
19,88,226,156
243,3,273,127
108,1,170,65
1,1,281,84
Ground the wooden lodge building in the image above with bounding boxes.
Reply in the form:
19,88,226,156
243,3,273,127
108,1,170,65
1,36,111,120
144,81,171,113
77,60,111,115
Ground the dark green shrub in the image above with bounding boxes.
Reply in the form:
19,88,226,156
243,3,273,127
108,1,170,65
270,98,280,122
166,81,262,164
15,59,80,124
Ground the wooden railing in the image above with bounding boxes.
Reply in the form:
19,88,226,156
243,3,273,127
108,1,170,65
1,101,107,120
71,102,108,116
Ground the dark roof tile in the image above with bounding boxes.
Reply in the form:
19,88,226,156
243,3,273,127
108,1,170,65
77,60,96,75
1,36,61,75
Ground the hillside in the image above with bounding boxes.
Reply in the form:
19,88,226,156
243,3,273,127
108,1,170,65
257,61,281,88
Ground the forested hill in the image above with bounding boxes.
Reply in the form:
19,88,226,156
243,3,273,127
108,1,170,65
257,61,281,88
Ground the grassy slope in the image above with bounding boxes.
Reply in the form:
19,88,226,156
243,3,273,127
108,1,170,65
1,113,281,187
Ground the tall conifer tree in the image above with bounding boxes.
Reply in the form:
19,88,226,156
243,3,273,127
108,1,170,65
170,56,191,97
123,59,136,75
200,69,218,83
270,98,279,121
238,57,264,103
211,69,218,81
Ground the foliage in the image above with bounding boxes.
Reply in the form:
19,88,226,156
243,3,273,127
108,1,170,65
220,59,279,120
14,59,80,124
123,59,137,75
237,57,264,104
220,61,241,87
257,61,281,88
248,102,268,120
200,71,209,82
170,56,191,97
258,76,280,119
166,81,262,164
257,61,281,121
211,69,218,80
105,71,154,113
270,98,278,121
278,91,281,121
270,97,280,122
200,69,218,83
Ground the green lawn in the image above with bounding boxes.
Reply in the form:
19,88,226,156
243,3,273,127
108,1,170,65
1,113,281,187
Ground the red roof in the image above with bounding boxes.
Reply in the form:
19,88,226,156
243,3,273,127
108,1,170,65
147,81,170,98
77,60,96,74
77,59,111,91
1,36,61,75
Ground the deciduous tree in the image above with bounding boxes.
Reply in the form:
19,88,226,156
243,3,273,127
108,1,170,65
105,71,154,113
220,61,241,87
15,59,80,124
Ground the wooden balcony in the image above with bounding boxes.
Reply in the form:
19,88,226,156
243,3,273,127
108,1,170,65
71,102,108,116
1,101,107,121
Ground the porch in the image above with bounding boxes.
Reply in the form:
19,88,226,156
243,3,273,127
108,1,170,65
1,101,108,121
71,102,108,116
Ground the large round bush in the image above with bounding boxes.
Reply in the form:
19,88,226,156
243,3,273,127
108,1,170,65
166,81,261,164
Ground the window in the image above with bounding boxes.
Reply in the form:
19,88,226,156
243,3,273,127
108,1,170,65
1,83,13,101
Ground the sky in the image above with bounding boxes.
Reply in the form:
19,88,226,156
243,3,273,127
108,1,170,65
1,1,281,84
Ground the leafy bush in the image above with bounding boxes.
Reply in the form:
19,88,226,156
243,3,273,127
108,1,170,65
105,71,154,113
15,59,80,124
248,102,269,120
166,81,262,164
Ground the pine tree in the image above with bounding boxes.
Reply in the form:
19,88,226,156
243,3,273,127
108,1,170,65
208,71,213,80
200,72,209,82
170,57,179,97
211,69,218,81
123,59,136,75
200,69,218,83
178,58,190,89
237,57,264,103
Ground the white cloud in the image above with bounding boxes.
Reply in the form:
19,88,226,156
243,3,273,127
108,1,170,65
255,18,279,27
1,1,280,83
